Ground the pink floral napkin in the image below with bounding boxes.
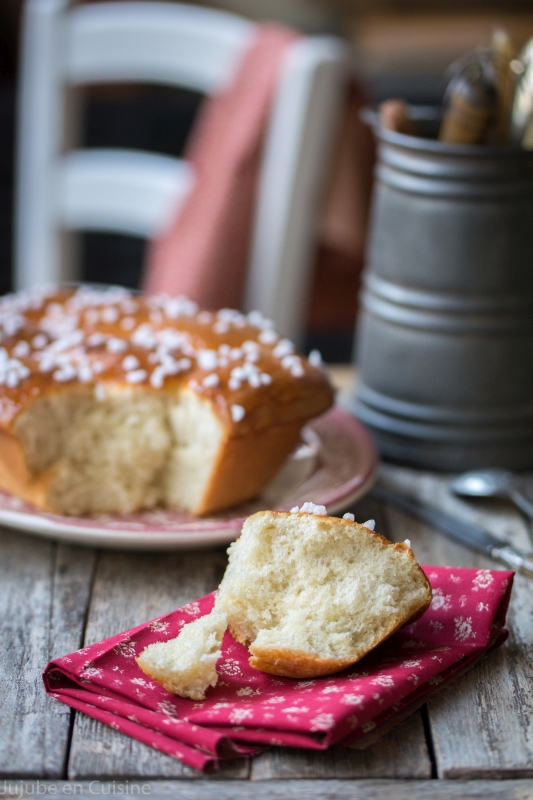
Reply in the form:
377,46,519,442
43,566,513,772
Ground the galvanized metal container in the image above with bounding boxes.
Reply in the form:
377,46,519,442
351,108,533,470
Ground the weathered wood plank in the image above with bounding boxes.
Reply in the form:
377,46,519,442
44,544,97,777
12,779,533,800
428,602,533,780
378,464,532,554
69,714,248,780
379,465,533,779
250,713,431,779
68,548,249,779
0,528,54,778
0,530,95,778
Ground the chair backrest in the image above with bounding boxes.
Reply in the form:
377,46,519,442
15,0,346,342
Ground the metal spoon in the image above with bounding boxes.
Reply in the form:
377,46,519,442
451,469,533,524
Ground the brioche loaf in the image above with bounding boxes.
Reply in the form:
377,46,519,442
0,286,333,515
137,508,432,698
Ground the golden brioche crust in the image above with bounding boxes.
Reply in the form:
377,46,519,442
0,287,332,433
244,594,432,678
0,429,54,508
249,648,355,678
193,421,303,515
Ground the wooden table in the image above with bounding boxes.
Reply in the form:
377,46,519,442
1,369,532,799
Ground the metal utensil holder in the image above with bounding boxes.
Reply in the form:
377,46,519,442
351,108,533,470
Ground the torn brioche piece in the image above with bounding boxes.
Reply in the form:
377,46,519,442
217,509,432,678
136,610,227,700
137,508,432,698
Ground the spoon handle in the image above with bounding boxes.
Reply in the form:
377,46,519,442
510,488,533,521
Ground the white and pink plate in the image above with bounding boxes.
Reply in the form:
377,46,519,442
0,406,378,550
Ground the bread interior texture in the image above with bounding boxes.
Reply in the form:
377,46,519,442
136,511,432,698
12,386,224,516
137,611,227,701
164,390,225,512
217,512,431,674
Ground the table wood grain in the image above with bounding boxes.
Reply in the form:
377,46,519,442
1,374,532,796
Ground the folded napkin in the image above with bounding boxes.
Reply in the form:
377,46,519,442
43,566,513,772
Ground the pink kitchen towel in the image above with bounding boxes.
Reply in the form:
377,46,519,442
143,24,299,310
43,566,513,772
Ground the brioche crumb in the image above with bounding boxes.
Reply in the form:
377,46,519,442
136,610,227,700
216,511,431,677
14,387,225,515
139,511,432,696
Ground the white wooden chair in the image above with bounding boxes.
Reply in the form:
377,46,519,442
15,0,347,342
